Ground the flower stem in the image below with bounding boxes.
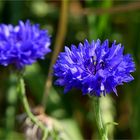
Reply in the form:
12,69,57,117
93,96,108,140
42,0,69,108
18,76,48,140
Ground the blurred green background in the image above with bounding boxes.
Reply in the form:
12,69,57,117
0,0,140,139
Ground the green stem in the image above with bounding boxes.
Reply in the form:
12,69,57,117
42,0,69,108
18,76,48,140
93,97,108,140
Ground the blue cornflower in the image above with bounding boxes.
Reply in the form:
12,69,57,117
0,20,51,69
54,39,135,96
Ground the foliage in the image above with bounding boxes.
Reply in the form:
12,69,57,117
0,0,139,139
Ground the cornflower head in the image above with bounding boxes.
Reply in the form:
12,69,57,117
54,39,135,96
0,20,51,69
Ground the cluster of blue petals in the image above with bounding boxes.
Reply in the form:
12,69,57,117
0,20,51,69
54,39,135,96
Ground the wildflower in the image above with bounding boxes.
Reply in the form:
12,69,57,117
0,20,51,69
54,39,135,96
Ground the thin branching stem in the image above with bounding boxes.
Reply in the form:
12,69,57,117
42,0,69,108
18,76,48,140
81,2,140,15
